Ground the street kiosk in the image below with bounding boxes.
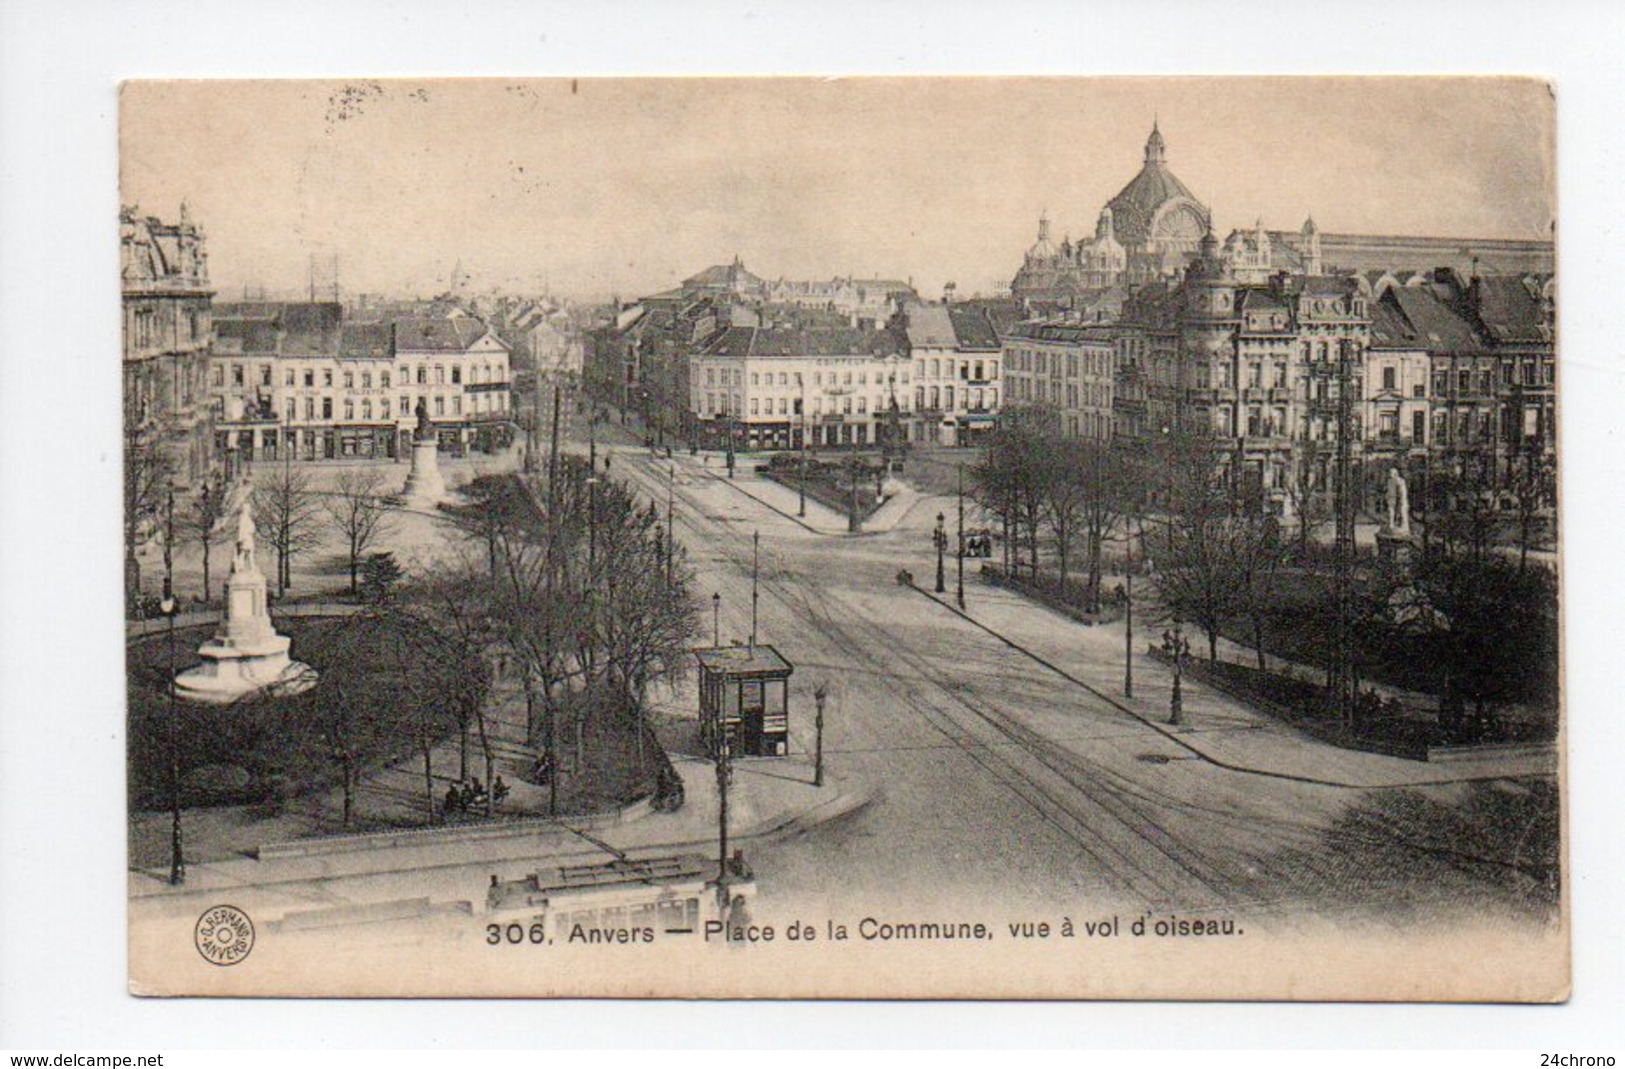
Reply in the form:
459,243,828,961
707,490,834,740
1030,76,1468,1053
695,644,794,758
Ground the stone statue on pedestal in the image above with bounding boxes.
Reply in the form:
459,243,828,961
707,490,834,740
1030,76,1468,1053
174,496,317,704
415,397,434,443
1383,467,1411,537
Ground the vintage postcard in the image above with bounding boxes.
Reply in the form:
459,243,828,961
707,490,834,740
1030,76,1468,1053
122,77,1563,1000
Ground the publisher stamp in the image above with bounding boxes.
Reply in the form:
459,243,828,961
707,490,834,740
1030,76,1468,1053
194,905,255,966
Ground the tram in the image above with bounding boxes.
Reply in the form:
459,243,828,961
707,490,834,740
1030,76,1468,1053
485,853,756,944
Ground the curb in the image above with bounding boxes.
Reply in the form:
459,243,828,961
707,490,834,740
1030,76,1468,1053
902,582,1555,791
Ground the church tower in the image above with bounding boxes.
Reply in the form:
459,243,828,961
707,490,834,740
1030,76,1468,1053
1301,215,1322,275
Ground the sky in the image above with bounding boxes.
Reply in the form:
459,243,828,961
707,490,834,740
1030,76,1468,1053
120,77,1555,302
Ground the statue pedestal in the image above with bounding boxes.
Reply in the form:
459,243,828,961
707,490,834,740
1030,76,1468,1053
175,522,317,705
399,436,447,509
1376,530,1415,566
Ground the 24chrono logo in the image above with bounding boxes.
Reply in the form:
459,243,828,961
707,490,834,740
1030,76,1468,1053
195,905,255,966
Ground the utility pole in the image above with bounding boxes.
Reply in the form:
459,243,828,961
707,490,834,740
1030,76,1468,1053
1124,516,1134,699
666,462,675,587
1332,338,1358,724
956,462,966,610
545,384,562,816
798,378,808,517
750,530,759,647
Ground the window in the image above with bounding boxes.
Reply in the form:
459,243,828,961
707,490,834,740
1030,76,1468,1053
1457,370,1471,394
305,397,315,420
859,372,868,386
779,373,788,386
258,365,271,387
707,369,715,387
435,396,445,416
451,366,461,384
322,397,333,419
1382,366,1396,391
750,398,759,415
706,393,715,414
857,397,867,414
361,400,372,420
417,366,427,385
284,368,295,387
1413,409,1426,442
453,396,462,416
212,365,224,387
232,364,244,387
751,373,759,387
399,366,408,382
400,395,409,415
381,399,391,418
381,371,391,388
434,366,445,385
778,398,787,414
285,399,296,422
323,368,334,387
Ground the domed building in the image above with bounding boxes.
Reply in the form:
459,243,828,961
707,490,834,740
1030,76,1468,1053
1104,121,1212,284
1011,122,1211,307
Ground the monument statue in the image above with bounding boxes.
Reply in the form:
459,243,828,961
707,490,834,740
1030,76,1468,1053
174,495,317,703
400,396,448,507
1385,467,1410,535
415,397,434,442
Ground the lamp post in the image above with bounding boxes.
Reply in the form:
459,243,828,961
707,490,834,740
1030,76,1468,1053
750,530,760,648
715,734,732,898
712,592,721,647
160,584,185,886
956,462,966,610
666,462,675,588
1162,619,1189,726
812,682,828,788
933,512,947,594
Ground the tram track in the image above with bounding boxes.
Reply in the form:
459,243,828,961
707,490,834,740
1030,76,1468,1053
614,453,1248,908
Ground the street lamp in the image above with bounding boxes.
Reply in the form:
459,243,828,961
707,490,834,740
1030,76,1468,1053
933,512,947,594
1161,619,1190,726
812,682,828,788
750,530,759,648
160,583,186,886
715,734,733,900
712,591,721,647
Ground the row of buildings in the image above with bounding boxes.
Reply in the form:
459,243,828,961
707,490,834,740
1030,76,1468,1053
583,123,1554,519
121,205,519,488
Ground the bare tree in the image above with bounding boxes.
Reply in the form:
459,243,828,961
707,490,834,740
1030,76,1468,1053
178,478,228,602
325,467,394,596
124,424,173,607
254,464,322,598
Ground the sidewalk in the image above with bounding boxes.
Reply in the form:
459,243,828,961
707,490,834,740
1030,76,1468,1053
129,735,876,907
910,578,1556,789
686,452,924,536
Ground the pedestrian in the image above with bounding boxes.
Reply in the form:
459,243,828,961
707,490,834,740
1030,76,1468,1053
492,775,508,805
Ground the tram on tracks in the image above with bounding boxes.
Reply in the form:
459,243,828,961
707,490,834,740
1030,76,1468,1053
485,853,757,944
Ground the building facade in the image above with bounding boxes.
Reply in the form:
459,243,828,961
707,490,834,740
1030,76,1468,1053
690,326,912,451
898,301,1004,446
1002,322,1117,443
121,204,216,490
211,303,514,466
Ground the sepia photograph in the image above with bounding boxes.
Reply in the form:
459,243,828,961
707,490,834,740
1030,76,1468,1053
116,76,1564,1001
